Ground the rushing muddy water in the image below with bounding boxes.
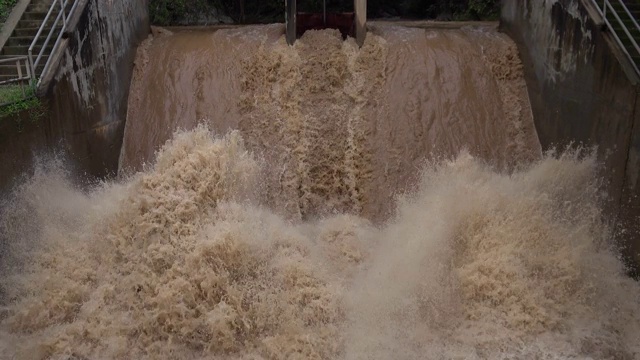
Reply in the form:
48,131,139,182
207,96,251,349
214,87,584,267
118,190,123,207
1,24,639,359
120,24,540,221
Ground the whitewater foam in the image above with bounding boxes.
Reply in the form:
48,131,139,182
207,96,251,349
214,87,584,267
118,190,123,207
1,127,639,359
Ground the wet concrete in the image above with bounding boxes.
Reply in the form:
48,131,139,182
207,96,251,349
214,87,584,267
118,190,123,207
0,108,50,195
41,0,150,179
501,0,640,276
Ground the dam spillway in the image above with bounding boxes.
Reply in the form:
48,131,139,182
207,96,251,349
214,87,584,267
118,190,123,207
0,23,639,359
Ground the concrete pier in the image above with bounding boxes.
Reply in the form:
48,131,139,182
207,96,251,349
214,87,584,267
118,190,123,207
355,0,367,46
286,0,296,45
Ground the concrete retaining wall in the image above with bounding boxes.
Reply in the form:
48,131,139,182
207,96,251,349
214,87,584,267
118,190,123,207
42,0,150,178
0,107,49,195
501,0,640,276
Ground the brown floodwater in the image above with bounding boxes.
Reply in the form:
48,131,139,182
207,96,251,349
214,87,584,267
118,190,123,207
1,24,638,359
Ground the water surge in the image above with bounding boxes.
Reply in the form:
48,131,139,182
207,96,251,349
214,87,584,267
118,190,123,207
1,24,639,359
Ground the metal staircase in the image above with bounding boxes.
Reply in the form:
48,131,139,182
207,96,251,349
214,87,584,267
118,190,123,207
593,0,640,74
0,0,76,103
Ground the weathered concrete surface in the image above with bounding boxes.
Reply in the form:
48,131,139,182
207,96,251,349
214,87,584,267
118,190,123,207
622,98,640,275
0,107,49,195
42,0,150,178
501,0,640,276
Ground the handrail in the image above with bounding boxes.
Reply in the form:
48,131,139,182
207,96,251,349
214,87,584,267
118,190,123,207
0,56,31,86
0,56,32,103
28,0,74,87
616,0,640,31
593,0,640,75
1,0,77,105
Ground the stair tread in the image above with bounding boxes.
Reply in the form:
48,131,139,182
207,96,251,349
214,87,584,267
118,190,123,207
2,45,54,49
0,54,47,57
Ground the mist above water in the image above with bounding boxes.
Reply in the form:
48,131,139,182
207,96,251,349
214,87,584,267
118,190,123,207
1,25,639,359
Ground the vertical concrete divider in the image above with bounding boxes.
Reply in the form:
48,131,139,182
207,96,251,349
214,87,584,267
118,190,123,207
501,0,640,276
38,0,150,179
355,0,367,46
286,0,296,45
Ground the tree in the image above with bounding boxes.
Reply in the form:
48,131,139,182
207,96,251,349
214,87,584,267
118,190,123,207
148,0,500,26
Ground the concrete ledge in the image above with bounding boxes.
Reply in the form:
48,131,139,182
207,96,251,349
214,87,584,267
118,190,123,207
369,20,499,30
0,0,32,50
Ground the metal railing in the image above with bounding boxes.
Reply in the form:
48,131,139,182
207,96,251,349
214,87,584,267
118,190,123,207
594,0,640,75
0,0,80,106
0,56,32,87
28,0,80,87
0,56,33,105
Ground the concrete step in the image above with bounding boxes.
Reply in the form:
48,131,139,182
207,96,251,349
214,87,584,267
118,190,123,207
18,18,58,29
607,10,640,22
22,11,51,21
0,64,44,76
611,21,640,30
1,44,54,56
27,1,56,13
5,36,53,47
0,54,48,62
12,26,62,38
611,28,640,42
609,1,640,13
0,55,34,60
26,2,72,16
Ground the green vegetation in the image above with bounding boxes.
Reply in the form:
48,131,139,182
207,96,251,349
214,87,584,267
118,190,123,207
149,0,500,26
0,0,17,25
0,83,45,125
465,0,500,20
149,0,191,25
373,0,499,20
0,83,34,105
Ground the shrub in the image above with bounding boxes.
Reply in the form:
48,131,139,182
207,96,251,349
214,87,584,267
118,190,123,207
148,0,501,26
0,83,44,124
149,0,188,26
0,0,17,25
466,0,500,20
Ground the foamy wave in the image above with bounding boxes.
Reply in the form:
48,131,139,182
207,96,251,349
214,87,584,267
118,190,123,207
1,127,343,358
344,151,640,359
1,127,639,359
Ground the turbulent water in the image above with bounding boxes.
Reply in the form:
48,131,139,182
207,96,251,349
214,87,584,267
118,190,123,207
120,24,540,221
1,24,640,359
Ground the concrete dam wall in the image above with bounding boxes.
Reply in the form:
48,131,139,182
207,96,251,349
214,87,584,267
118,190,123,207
42,0,150,178
501,0,640,274
0,0,150,192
